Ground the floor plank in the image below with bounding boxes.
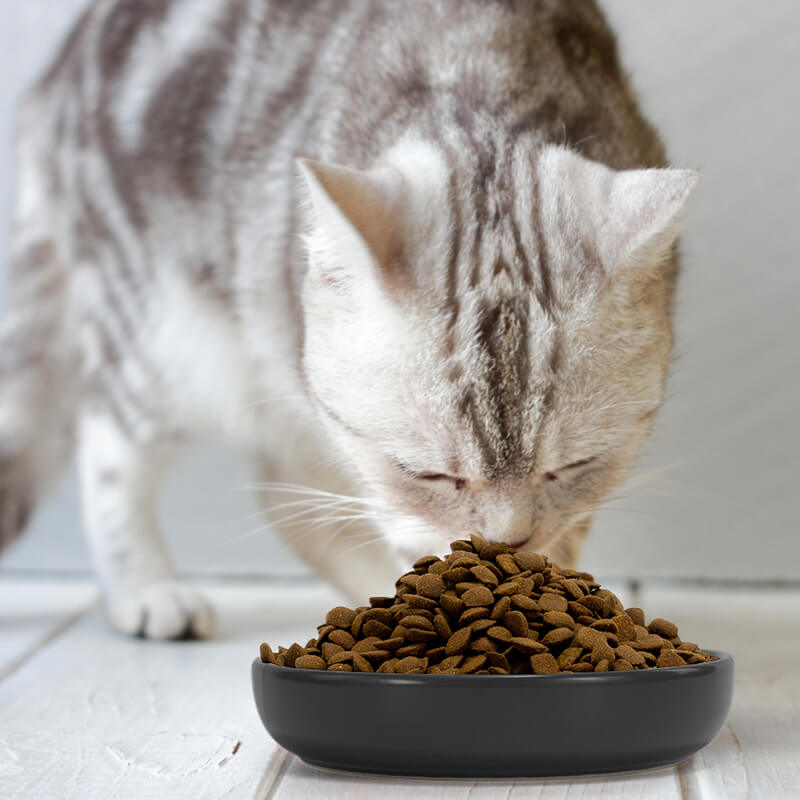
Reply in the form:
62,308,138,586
0,577,97,680
272,759,683,800
0,580,347,800
640,587,800,800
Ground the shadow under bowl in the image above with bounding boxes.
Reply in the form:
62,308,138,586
252,650,734,779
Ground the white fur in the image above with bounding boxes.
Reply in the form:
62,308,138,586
145,271,266,446
77,405,214,638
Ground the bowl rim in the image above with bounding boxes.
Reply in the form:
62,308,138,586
253,648,733,684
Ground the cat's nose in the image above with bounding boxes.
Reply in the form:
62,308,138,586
483,500,533,548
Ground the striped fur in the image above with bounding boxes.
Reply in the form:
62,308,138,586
0,0,696,637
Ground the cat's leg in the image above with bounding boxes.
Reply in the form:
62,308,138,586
251,455,405,604
77,404,214,639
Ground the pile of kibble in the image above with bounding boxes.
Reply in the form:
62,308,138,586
259,535,714,674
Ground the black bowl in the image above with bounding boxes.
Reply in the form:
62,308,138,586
252,650,734,778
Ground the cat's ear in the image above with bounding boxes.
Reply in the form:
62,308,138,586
296,158,399,290
596,165,698,270
544,147,698,273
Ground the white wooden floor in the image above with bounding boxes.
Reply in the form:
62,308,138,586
0,575,798,799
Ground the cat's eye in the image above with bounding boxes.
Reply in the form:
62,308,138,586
417,472,467,490
393,460,466,490
545,457,597,481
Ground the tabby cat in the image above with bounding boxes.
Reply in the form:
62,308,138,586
0,0,696,638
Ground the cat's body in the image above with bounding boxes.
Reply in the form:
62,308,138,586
0,0,696,638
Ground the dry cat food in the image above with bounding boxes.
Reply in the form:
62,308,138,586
259,535,714,674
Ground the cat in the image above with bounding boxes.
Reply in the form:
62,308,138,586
0,0,696,639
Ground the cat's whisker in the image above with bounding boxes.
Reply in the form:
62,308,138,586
391,526,439,540
276,512,399,539
275,505,390,531
246,481,387,509
339,536,391,556
581,500,667,518
573,132,599,150
580,399,662,418
241,496,361,522
248,489,390,515
275,506,426,549
265,505,343,528
279,512,387,529
244,480,338,494
257,497,366,518
574,485,683,518
222,520,282,545
615,459,699,496
281,517,366,546
321,517,367,552
246,502,378,536
243,482,353,499
242,508,340,531
229,500,380,544
246,394,309,409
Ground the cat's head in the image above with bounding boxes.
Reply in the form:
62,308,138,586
297,139,696,566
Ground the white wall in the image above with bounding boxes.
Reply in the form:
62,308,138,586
1,1,797,580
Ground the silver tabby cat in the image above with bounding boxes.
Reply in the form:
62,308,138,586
0,0,696,638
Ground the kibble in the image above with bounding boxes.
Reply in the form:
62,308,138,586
326,606,356,629
295,654,327,670
462,585,495,607
259,539,715,674
416,573,446,599
648,618,679,639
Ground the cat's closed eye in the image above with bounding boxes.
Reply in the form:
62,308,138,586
393,461,467,490
543,457,598,482
418,473,467,491
393,457,597,488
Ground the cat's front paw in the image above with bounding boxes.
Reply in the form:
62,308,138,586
105,581,215,640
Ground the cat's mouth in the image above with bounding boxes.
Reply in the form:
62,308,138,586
505,537,532,551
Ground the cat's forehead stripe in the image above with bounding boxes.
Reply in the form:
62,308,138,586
436,130,556,321
529,163,556,319
531,336,562,474
505,148,533,287
440,140,463,332
454,296,535,479
459,389,496,476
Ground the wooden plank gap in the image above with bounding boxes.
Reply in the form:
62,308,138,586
675,721,751,800
253,747,294,800
0,597,97,684
676,757,696,800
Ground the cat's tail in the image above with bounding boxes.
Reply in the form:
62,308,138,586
0,92,78,555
